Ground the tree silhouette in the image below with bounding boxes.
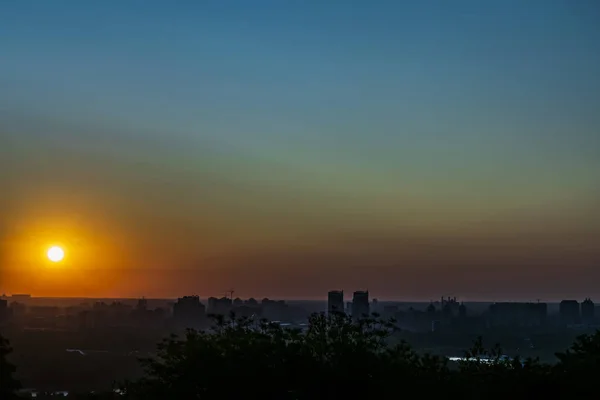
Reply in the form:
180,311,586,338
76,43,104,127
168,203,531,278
121,316,600,400
554,330,600,397
122,312,442,399
0,334,21,399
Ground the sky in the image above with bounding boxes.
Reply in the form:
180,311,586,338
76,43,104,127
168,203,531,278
1,0,599,301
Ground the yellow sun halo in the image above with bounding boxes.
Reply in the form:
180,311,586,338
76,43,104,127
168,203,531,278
47,246,65,262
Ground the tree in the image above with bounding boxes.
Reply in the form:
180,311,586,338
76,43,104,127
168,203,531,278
124,314,600,400
554,330,600,397
556,330,600,368
0,334,21,399
122,312,445,399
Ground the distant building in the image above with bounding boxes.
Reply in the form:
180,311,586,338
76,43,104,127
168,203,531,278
11,294,31,301
352,291,370,320
595,306,600,320
173,296,206,329
441,297,460,317
560,300,580,325
489,302,547,327
458,303,467,318
0,298,8,323
136,298,148,311
30,306,60,318
328,291,344,315
581,298,595,324
245,298,258,306
208,297,233,315
261,298,288,321
371,298,380,314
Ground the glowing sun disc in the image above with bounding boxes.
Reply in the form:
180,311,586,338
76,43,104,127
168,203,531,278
47,246,65,262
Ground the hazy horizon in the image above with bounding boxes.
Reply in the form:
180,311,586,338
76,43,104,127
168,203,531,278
0,294,567,305
2,1,599,300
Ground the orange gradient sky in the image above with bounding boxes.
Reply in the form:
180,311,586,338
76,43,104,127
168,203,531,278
1,1,599,300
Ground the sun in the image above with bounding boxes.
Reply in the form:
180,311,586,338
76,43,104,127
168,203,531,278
47,246,65,263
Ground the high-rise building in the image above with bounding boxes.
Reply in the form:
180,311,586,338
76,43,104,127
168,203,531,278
173,296,206,329
581,298,595,324
328,290,344,315
559,300,580,325
208,297,232,315
352,291,370,320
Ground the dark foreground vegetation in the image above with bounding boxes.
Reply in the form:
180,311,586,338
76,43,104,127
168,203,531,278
1,334,21,399
3,313,600,399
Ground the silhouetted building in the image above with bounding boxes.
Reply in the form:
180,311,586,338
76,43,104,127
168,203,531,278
30,306,60,318
352,291,369,320
560,300,580,325
328,291,344,315
0,299,8,323
581,298,595,324
136,298,148,312
208,297,232,315
489,302,547,327
131,298,158,326
173,296,206,329
261,298,288,321
372,298,379,313
245,298,258,306
441,297,460,318
458,303,467,318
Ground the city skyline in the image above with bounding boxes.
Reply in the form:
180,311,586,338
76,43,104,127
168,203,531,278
2,1,599,299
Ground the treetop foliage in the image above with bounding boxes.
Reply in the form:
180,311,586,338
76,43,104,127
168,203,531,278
121,313,600,399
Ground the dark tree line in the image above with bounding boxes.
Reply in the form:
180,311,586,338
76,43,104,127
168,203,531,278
121,313,600,399
4,313,600,399
1,333,21,399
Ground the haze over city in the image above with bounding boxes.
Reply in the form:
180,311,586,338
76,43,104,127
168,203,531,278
1,0,599,300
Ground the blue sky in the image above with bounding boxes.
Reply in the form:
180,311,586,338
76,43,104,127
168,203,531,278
1,0,599,298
